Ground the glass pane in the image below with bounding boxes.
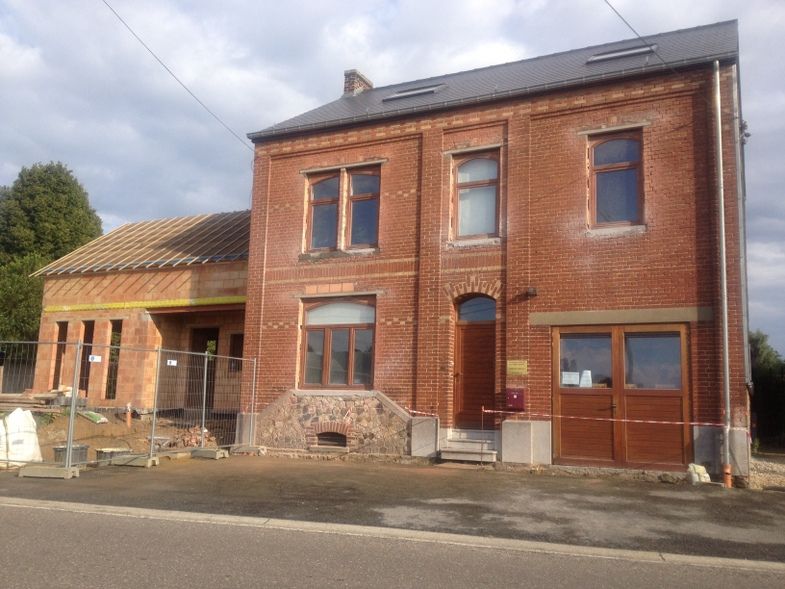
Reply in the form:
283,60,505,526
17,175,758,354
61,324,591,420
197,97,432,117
458,297,496,322
307,302,375,325
594,139,640,166
304,331,324,384
329,329,349,385
560,334,612,388
353,329,374,385
625,333,681,389
457,158,498,183
596,169,638,223
311,203,338,248
350,198,379,246
351,173,379,195
311,176,340,201
458,186,496,236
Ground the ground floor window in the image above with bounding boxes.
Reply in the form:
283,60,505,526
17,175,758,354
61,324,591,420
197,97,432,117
558,326,683,390
302,299,375,388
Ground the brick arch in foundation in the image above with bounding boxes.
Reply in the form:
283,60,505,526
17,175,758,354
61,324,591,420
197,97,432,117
305,420,354,448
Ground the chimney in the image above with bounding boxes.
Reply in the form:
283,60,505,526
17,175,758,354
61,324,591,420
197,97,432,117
343,69,373,95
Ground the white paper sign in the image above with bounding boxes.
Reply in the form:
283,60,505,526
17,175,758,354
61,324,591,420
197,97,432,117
166,359,178,367
579,370,593,388
561,371,580,386
88,354,102,363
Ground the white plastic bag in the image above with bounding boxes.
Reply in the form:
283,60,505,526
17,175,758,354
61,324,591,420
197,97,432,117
0,408,43,466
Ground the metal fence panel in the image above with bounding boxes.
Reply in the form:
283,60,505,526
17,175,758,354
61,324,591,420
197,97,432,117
1,339,252,472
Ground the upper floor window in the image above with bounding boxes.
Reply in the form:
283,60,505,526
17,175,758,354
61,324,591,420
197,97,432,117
590,133,642,226
302,299,375,388
307,167,380,251
454,154,499,239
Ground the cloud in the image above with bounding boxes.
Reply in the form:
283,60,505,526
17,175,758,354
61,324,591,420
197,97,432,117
0,0,783,350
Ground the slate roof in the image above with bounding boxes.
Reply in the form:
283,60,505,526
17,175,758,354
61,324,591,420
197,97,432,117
249,20,738,141
34,210,250,276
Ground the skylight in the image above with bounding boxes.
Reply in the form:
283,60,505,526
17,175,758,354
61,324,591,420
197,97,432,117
382,84,445,101
587,44,657,64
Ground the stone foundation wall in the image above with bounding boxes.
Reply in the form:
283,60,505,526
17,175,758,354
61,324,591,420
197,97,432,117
255,391,410,455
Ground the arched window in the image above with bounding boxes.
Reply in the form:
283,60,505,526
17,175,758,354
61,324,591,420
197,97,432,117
302,300,375,388
590,133,642,226
457,296,496,322
455,154,499,238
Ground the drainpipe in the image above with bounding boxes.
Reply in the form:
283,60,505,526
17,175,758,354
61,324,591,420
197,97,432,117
713,60,733,489
730,64,752,391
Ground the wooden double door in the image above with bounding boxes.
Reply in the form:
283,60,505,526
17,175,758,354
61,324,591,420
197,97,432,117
553,325,691,470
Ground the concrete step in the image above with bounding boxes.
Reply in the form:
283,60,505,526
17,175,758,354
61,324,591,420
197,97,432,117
440,439,497,463
447,429,497,442
439,447,497,463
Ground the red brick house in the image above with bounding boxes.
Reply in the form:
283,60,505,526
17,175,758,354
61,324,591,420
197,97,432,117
33,20,750,476
242,20,750,476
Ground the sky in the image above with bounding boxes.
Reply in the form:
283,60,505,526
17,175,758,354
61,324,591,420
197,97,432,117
0,0,782,353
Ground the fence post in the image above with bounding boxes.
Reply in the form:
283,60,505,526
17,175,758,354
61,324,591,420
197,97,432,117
249,358,257,446
148,347,162,460
200,353,208,448
64,341,82,470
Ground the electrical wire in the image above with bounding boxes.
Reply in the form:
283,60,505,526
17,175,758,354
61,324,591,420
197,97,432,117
100,0,253,153
601,0,738,121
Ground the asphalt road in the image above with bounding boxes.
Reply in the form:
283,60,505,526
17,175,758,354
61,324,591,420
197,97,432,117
2,499,783,589
2,456,784,562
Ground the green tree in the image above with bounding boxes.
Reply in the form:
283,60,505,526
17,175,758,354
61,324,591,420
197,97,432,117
0,162,102,263
0,253,48,340
0,162,102,340
749,329,785,446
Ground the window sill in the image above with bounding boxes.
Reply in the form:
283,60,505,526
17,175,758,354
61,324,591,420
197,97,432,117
294,389,375,397
299,248,379,262
585,224,646,238
446,237,501,249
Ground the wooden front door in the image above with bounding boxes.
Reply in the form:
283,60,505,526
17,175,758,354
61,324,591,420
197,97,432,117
553,325,690,470
454,296,497,429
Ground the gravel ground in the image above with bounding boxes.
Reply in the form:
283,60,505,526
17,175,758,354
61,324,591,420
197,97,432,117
750,453,785,490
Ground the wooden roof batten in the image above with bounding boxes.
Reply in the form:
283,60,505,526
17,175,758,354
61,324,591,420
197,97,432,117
34,210,251,277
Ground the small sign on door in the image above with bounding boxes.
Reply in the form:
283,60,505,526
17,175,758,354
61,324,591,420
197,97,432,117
88,354,102,363
166,359,178,367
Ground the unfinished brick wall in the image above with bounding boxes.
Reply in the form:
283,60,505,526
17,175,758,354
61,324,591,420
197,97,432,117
33,261,248,409
245,65,747,453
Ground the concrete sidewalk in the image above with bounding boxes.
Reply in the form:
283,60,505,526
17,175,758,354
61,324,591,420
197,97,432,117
1,455,784,562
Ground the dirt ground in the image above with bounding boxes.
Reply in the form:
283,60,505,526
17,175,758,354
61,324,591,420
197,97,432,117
750,452,785,490
32,412,229,462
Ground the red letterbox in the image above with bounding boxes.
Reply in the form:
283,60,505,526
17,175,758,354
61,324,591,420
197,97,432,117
505,387,526,411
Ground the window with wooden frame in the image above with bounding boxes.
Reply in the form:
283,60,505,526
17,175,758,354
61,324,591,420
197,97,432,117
556,325,685,391
454,153,499,239
301,299,375,388
589,132,643,226
307,167,380,251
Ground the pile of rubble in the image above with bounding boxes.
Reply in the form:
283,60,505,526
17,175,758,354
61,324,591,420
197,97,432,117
168,426,217,448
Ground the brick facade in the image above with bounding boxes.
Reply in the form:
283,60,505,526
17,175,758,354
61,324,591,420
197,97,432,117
244,64,749,469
